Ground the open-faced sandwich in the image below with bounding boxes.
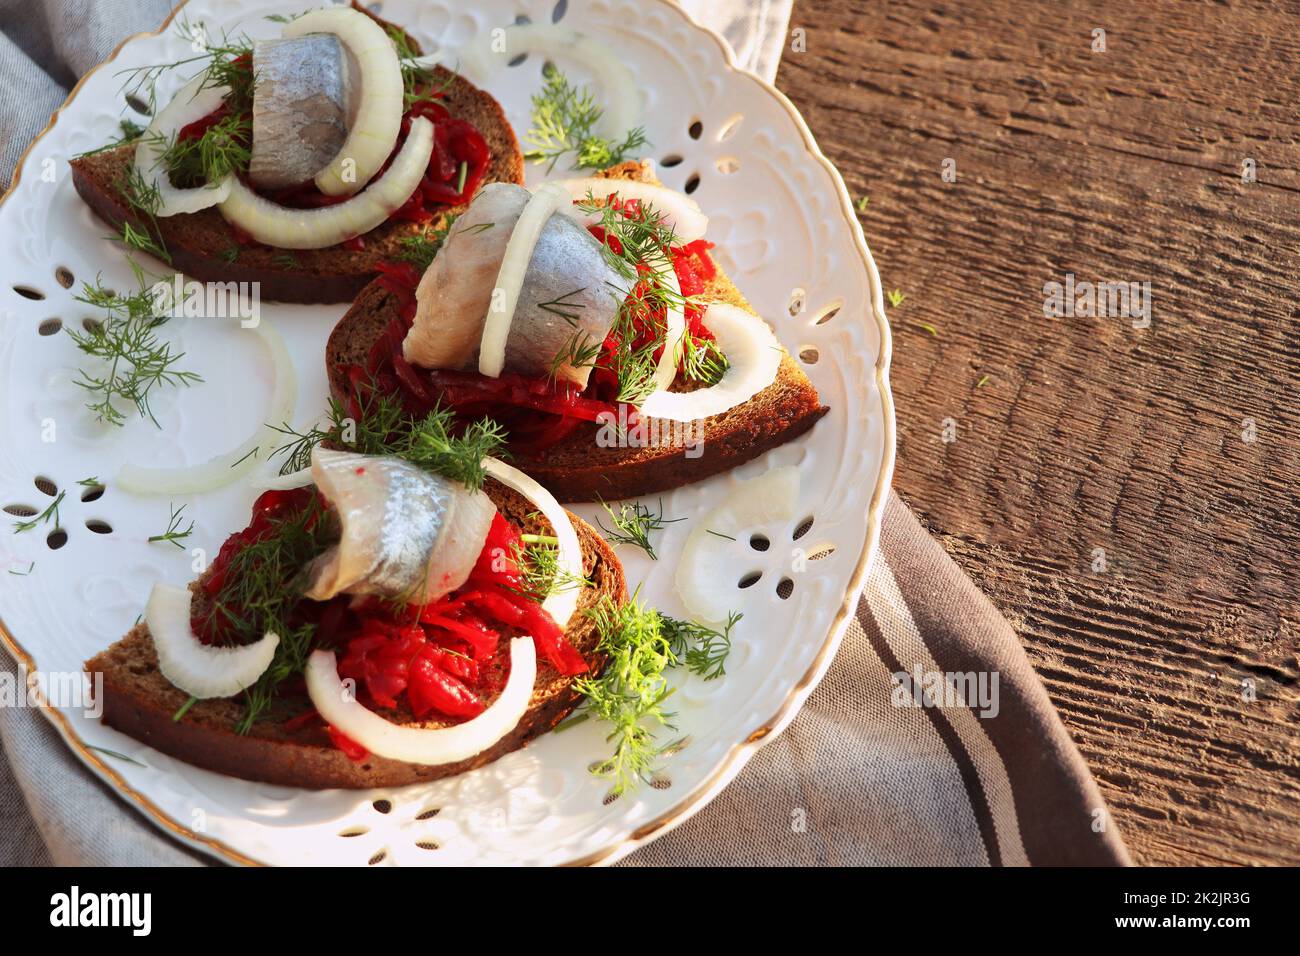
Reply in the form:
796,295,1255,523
327,160,828,501
86,444,626,789
70,2,523,303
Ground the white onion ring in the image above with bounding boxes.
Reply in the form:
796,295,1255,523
147,583,279,699
647,262,685,397
459,24,638,140
639,303,783,421
305,638,535,765
217,116,432,249
478,184,570,378
551,177,708,244
116,317,297,495
676,467,800,624
133,72,233,217
483,457,583,629
283,7,405,196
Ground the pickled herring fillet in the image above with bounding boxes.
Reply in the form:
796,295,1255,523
403,183,625,389
249,34,359,191
304,448,497,604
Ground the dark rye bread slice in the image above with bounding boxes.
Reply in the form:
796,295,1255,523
84,480,626,790
68,6,524,304
326,160,830,502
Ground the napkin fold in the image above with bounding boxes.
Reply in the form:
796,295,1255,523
0,0,1129,867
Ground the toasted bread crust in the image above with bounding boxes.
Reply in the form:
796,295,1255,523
326,160,829,501
84,482,625,789
69,9,524,304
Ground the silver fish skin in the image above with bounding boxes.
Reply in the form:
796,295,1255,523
403,182,625,389
304,448,497,604
249,35,359,190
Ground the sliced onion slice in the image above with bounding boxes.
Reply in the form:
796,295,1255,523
134,72,233,217
217,116,433,249
116,316,297,495
483,457,583,629
551,177,708,244
305,638,535,765
147,583,279,699
639,303,782,421
283,6,404,195
648,262,685,396
676,467,800,624
478,184,571,378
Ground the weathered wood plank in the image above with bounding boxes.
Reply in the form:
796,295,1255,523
777,0,1300,865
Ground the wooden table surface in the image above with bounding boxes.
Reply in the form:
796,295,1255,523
777,0,1299,865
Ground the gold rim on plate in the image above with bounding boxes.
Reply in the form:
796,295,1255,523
0,0,896,867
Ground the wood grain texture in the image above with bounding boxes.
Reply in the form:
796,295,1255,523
774,0,1300,865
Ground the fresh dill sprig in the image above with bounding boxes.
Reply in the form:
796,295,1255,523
396,213,459,271
85,745,147,767
549,326,606,382
117,17,253,119
154,109,252,189
148,502,194,549
595,497,682,560
537,287,588,323
525,64,647,173
385,24,456,110
118,221,170,264
539,286,605,380
661,611,741,681
578,192,725,398
66,270,202,427
270,389,506,491
117,20,255,190
12,491,64,534
8,562,35,576
113,166,171,263
582,192,681,289
574,593,739,794
173,696,198,721
574,591,678,794
511,538,592,601
206,497,339,733
613,340,662,405
680,333,729,386
76,476,101,487
74,119,146,159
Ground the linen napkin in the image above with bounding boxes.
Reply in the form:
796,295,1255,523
0,0,1130,867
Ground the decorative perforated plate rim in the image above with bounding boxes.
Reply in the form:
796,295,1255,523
0,0,895,866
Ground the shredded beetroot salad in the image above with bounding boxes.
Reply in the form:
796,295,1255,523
194,489,585,761
178,71,490,253
349,215,720,455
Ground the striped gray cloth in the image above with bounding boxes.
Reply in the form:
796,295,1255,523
0,0,1130,866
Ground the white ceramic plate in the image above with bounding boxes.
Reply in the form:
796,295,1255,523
0,0,894,865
